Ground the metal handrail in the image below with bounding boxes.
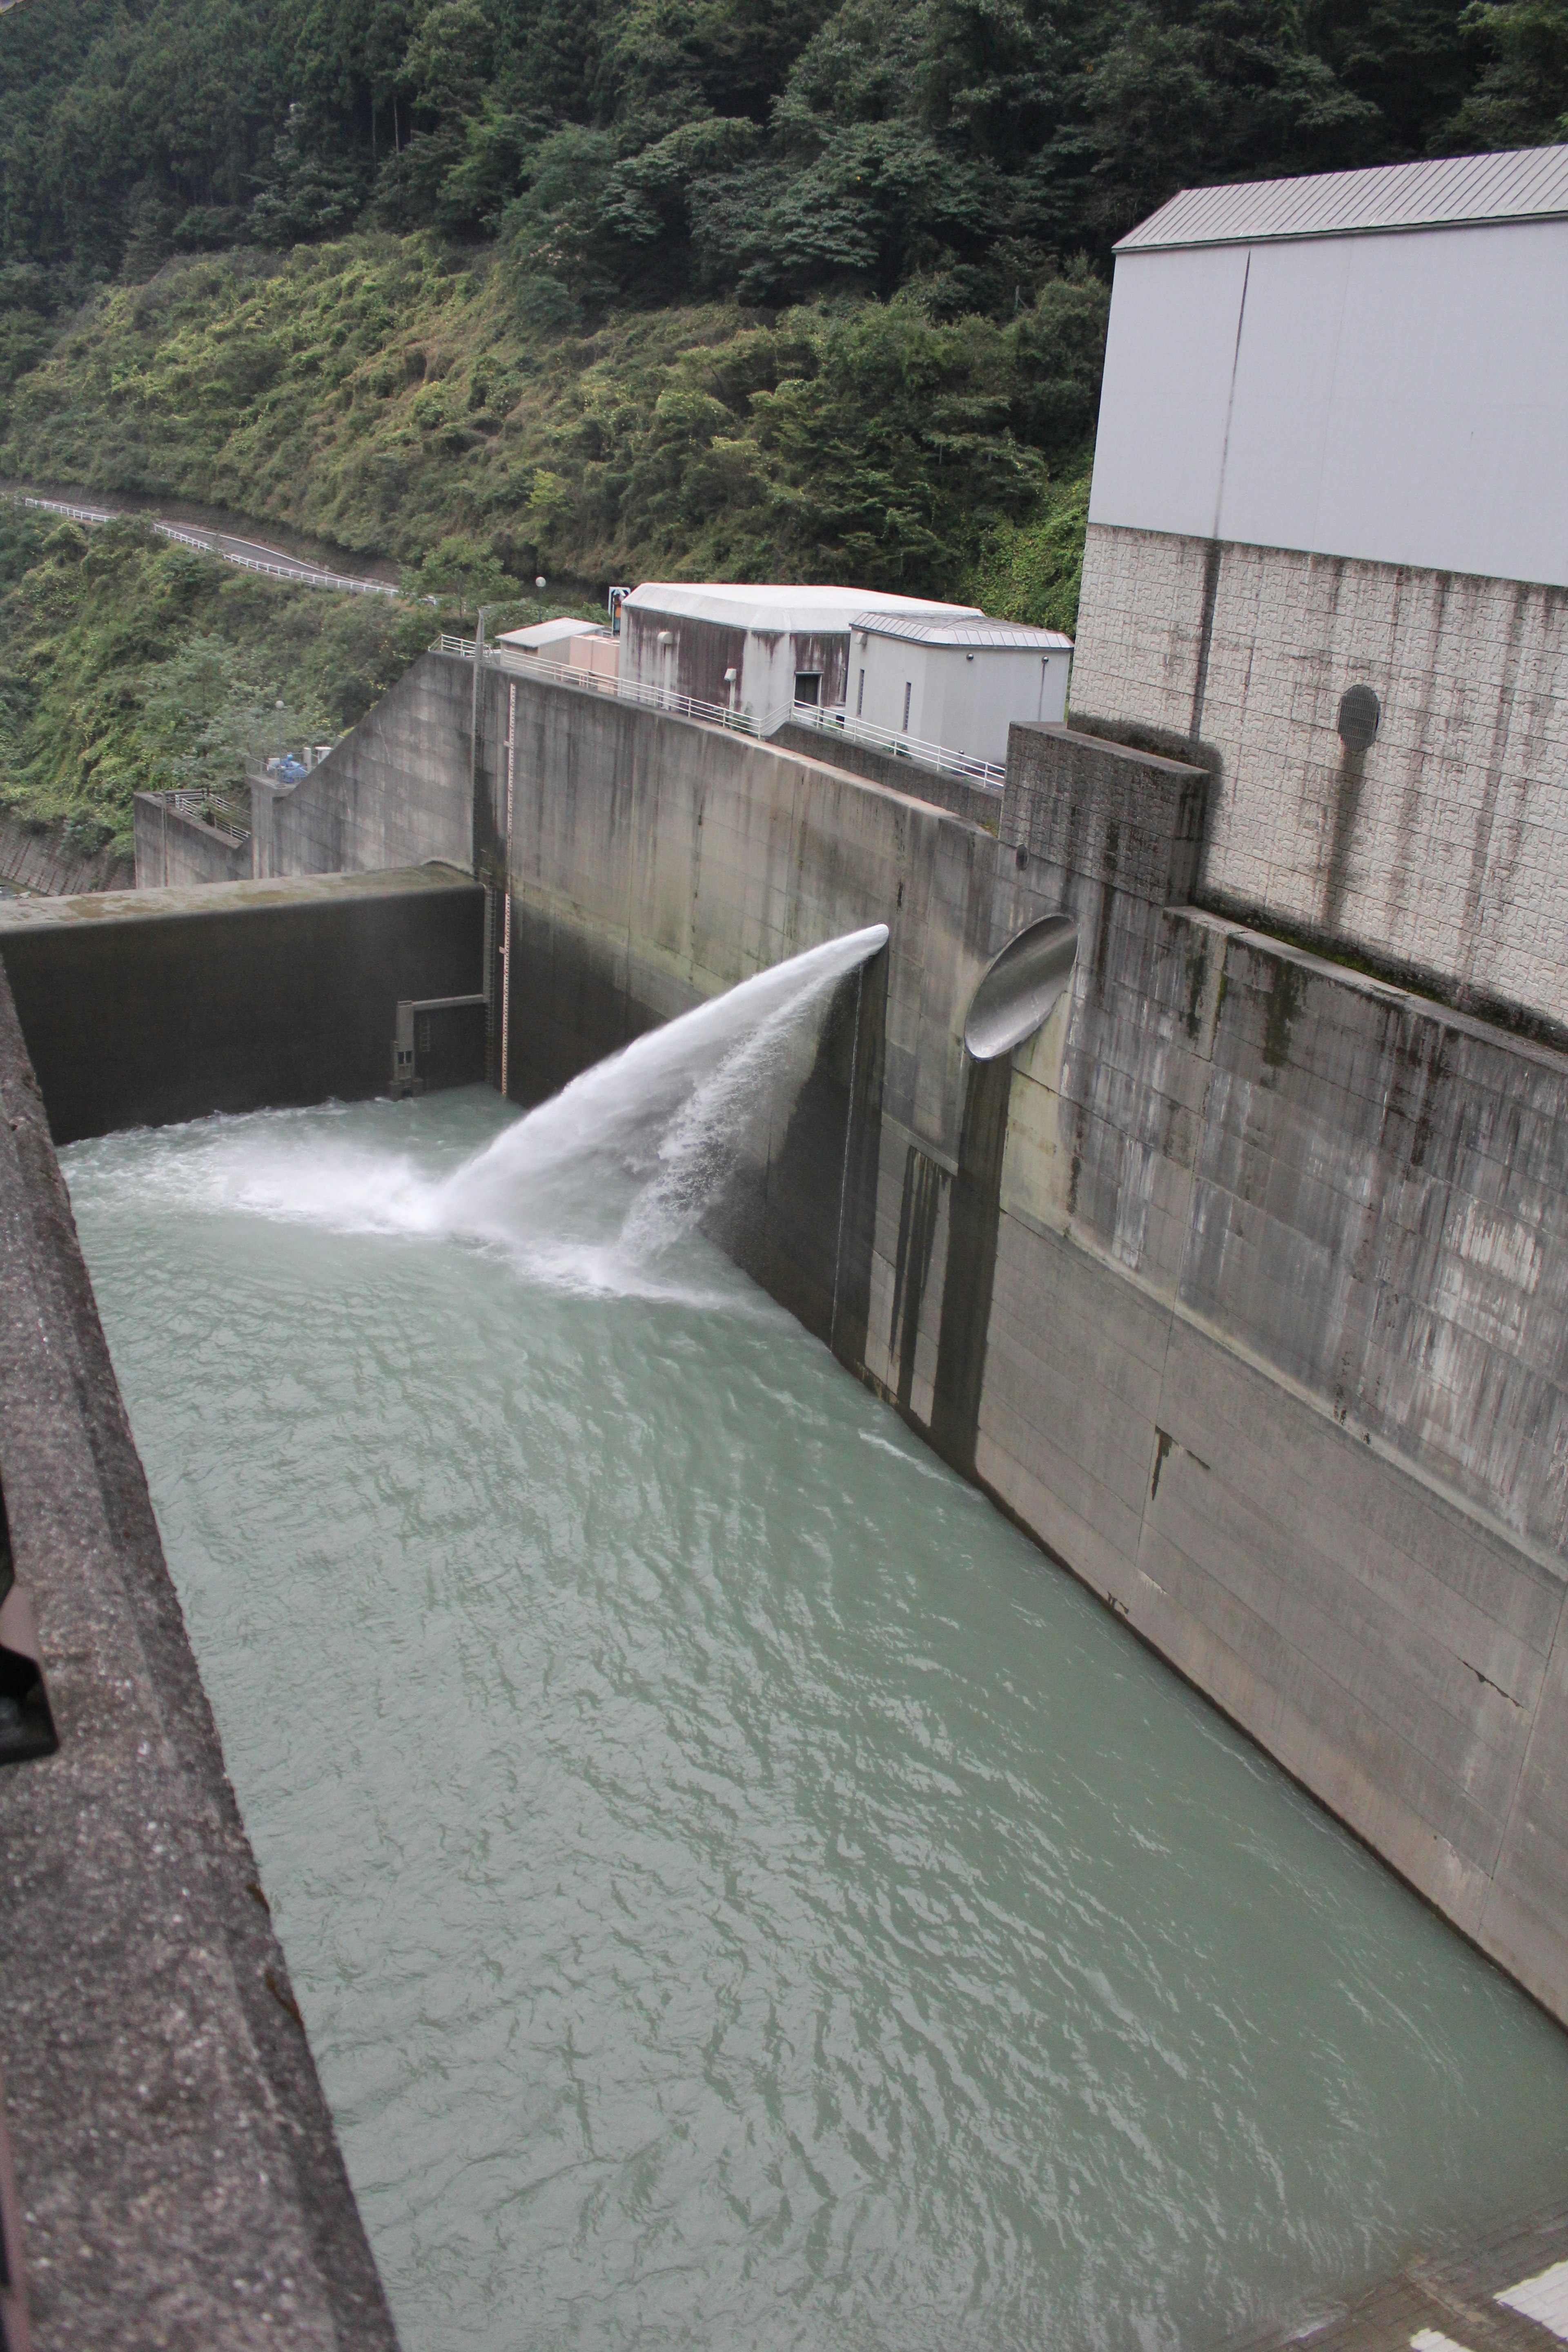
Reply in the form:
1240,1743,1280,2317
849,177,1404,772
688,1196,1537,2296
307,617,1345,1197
433,639,1008,787
160,788,251,848
783,701,1006,790
434,637,777,736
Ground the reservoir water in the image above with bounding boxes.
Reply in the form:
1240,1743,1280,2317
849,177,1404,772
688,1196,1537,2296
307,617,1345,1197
62,945,1568,2352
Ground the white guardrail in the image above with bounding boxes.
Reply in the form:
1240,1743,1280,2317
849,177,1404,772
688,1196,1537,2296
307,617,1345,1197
436,635,777,737
781,700,1005,791
9,493,399,598
435,637,1007,789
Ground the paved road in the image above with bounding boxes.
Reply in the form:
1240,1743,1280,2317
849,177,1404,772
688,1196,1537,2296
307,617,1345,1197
9,491,401,599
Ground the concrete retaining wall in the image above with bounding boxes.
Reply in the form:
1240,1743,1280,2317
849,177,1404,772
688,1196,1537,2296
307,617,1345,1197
133,791,252,888
0,811,133,897
0,864,485,1145
0,956,399,2348
87,649,1568,2025
252,653,475,879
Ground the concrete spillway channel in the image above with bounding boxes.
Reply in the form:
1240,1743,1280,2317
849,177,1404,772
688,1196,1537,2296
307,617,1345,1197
4,677,1568,2345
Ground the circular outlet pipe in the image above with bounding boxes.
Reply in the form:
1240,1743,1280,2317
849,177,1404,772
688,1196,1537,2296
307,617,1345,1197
963,913,1078,1061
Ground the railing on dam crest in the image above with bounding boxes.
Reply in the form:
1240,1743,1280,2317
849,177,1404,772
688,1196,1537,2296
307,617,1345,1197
434,635,1007,790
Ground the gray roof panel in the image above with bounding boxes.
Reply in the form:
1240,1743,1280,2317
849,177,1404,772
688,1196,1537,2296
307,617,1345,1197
851,612,1073,650
1117,145,1568,252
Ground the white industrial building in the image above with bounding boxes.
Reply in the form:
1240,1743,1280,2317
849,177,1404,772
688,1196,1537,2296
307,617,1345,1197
1069,144,1568,1029
849,613,1071,769
617,583,983,725
617,581,1074,777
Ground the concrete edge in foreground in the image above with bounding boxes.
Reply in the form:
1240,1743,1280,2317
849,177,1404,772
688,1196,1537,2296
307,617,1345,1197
0,956,400,2349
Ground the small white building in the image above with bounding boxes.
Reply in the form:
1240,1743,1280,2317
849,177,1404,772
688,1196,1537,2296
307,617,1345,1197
618,583,982,725
850,614,1072,768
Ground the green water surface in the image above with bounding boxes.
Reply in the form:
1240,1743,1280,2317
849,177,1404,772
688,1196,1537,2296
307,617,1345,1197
63,1089,1568,2352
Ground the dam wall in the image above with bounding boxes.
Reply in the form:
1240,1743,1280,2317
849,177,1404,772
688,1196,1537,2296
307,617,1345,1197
0,863,484,1145
33,647,1568,2025
252,647,1568,2020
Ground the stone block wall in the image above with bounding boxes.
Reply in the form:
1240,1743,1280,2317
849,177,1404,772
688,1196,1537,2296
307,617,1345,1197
1070,521,1568,1033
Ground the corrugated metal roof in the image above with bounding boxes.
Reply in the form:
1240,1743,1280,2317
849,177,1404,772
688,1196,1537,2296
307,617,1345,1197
497,615,602,649
624,582,980,629
1117,145,1568,252
851,612,1073,650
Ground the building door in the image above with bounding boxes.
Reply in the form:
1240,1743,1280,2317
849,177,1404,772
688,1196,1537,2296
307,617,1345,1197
794,672,821,707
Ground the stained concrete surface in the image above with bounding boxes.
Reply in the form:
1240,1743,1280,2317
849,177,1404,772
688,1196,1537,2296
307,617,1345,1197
252,653,1568,2025
0,957,399,2350
133,791,252,889
0,864,485,1144
1238,2199,1568,2352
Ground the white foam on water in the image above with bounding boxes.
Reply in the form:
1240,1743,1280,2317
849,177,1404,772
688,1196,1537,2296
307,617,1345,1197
71,924,888,1306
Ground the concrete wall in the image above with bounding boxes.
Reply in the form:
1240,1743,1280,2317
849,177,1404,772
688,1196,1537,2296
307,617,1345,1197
1070,521,1568,1036
109,647,1568,2025
0,811,132,897
252,651,476,879
772,720,1001,831
1090,220,1568,588
0,864,485,1145
0,957,399,2349
133,791,252,889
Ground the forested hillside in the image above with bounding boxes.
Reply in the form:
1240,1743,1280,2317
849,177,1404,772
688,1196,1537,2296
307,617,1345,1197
0,0,1564,854
4,0,1564,600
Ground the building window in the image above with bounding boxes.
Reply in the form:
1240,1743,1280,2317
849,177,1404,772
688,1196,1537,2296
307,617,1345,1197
902,681,912,731
856,668,865,717
795,672,821,706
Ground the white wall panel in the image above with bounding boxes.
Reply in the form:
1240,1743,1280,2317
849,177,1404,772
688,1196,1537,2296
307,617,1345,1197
1086,244,1250,543
1089,219,1568,588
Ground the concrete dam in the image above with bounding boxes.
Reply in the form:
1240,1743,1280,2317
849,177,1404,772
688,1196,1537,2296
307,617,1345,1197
149,635,1568,2032
7,623,1568,2345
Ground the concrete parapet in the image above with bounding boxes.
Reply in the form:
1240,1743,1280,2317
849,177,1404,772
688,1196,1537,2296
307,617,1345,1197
773,720,1003,833
0,956,399,2350
1002,720,1209,905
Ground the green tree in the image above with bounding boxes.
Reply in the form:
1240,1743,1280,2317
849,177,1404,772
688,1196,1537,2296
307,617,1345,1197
1447,0,1568,143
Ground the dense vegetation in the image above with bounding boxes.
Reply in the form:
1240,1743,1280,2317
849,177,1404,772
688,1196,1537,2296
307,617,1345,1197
0,243,1106,605
0,504,436,853
0,0,1564,846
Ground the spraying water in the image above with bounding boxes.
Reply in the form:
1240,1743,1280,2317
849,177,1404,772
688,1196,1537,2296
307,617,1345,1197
111,923,886,1298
